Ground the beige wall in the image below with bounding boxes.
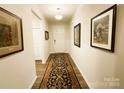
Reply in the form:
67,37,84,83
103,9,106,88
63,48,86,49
0,4,49,88
69,4,124,88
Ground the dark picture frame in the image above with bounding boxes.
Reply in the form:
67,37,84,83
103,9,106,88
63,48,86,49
74,23,81,47
45,31,49,40
0,7,23,58
91,4,117,52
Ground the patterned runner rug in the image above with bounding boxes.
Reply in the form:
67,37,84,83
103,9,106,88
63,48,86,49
39,53,81,89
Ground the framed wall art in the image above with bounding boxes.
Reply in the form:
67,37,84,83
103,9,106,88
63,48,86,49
74,23,81,47
45,31,49,40
91,4,117,52
0,7,23,58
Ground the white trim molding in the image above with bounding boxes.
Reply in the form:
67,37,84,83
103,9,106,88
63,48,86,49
28,76,37,89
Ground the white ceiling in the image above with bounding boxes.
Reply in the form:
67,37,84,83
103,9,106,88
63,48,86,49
39,4,79,23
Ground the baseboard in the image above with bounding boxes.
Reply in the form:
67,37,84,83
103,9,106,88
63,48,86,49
42,54,51,64
28,76,37,89
42,61,46,64
76,64,92,89
69,53,92,89
49,52,69,54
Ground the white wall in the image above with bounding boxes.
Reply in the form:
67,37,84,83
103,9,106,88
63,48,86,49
69,4,124,88
0,5,37,88
31,5,50,64
49,22,70,53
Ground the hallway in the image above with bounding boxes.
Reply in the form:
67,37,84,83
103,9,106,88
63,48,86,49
32,53,89,89
0,4,124,89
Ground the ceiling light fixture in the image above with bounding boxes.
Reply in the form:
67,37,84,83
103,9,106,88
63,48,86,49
55,14,63,20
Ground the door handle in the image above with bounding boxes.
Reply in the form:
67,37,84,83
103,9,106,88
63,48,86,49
54,40,56,44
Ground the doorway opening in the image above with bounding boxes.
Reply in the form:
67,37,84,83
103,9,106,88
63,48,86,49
32,10,44,63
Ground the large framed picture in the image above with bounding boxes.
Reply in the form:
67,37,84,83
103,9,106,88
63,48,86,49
0,7,23,58
45,31,49,40
74,23,81,47
91,4,117,52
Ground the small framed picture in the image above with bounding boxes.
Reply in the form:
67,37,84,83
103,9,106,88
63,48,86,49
45,31,49,40
74,23,81,47
0,7,23,58
91,4,117,52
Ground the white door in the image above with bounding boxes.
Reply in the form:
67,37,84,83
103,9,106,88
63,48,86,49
32,29,43,60
53,25,65,53
32,12,44,60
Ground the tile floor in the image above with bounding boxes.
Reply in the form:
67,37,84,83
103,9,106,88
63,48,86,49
32,61,47,89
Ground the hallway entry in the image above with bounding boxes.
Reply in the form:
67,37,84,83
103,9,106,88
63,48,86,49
32,53,89,89
53,27,65,52
49,23,70,53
